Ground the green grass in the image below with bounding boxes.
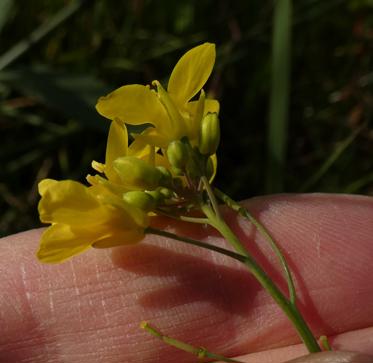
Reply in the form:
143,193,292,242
266,0,292,193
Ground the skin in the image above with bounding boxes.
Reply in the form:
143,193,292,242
0,193,372,363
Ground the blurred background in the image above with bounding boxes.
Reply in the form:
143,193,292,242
0,0,372,237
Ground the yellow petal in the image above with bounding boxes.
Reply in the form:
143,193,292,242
92,229,144,248
38,179,58,196
105,119,128,182
96,84,167,126
153,80,186,138
168,43,216,105
128,137,152,159
118,202,149,229
86,174,129,196
132,127,170,149
92,201,148,248
38,180,103,225
37,224,91,263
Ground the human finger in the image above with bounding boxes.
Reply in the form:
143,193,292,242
0,194,372,363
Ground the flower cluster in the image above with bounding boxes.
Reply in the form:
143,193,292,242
37,43,220,263
37,42,323,359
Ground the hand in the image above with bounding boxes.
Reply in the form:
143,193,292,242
1,194,372,363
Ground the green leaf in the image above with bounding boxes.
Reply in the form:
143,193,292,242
0,65,112,131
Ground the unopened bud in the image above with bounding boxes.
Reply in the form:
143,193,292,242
158,187,173,199
146,187,173,204
156,166,172,186
186,152,202,180
146,190,163,204
114,156,162,190
123,191,156,211
166,140,189,170
198,112,220,155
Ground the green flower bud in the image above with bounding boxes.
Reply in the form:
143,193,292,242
113,156,162,190
158,187,173,199
166,140,189,170
198,112,220,156
186,158,201,180
146,190,164,204
123,191,156,211
145,187,173,205
156,166,173,186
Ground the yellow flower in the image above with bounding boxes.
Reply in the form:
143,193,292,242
37,178,148,263
95,43,219,148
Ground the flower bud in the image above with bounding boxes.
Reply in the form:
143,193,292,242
123,191,156,211
156,166,172,186
166,140,189,170
198,112,220,156
146,189,164,204
158,187,173,199
146,187,173,204
113,156,162,190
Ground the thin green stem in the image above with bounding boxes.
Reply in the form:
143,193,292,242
201,204,320,353
141,321,243,362
201,175,222,220
145,227,247,263
201,204,249,257
214,188,296,304
156,209,209,224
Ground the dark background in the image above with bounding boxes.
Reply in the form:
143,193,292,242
0,0,372,236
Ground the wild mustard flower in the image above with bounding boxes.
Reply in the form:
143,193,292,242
95,43,219,149
36,43,321,356
37,179,148,263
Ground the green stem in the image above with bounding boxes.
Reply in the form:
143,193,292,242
156,209,209,224
141,321,244,362
201,175,222,220
214,188,296,304
145,227,247,263
201,203,320,353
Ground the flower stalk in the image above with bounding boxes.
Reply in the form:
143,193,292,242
200,184,321,353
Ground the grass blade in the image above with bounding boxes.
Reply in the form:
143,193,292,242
299,124,366,192
266,0,292,193
0,0,87,70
